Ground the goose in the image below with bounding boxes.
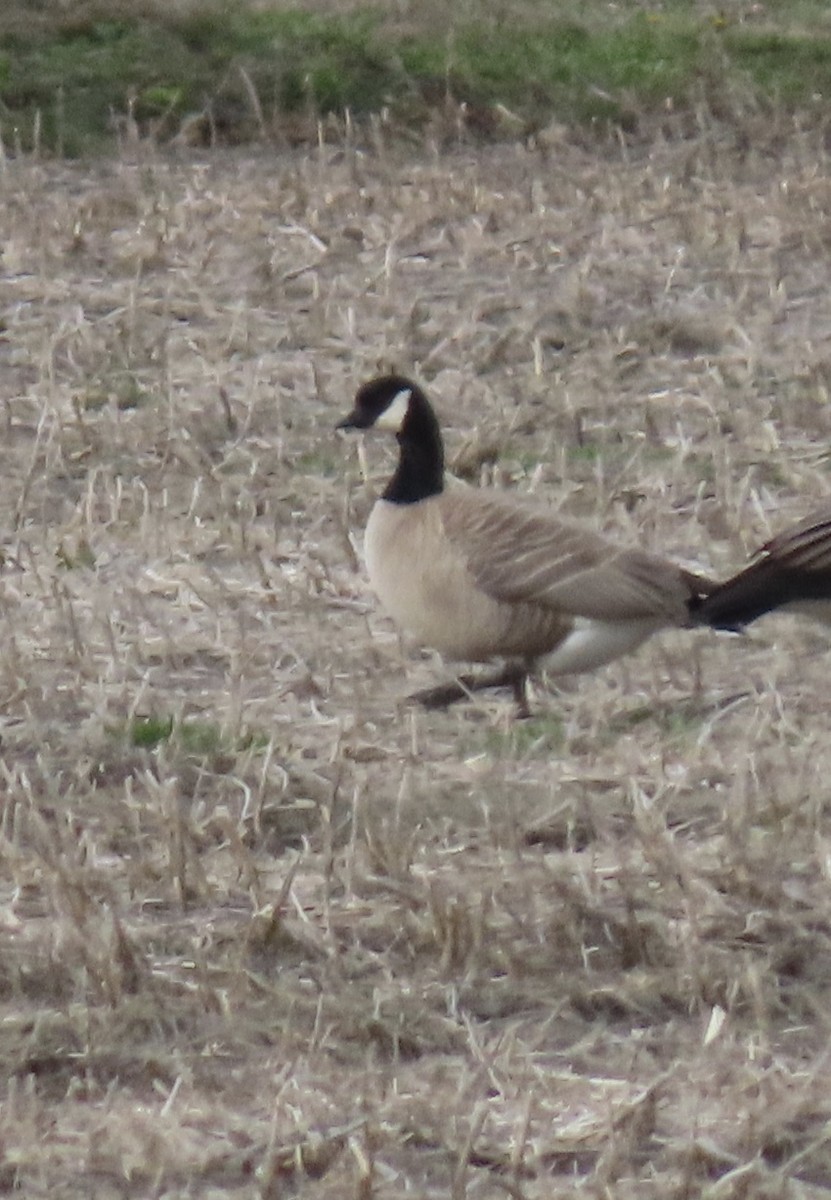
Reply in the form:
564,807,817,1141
337,375,831,710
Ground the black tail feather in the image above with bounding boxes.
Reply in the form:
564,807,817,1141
691,561,831,630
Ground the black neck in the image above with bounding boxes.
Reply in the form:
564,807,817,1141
382,393,444,505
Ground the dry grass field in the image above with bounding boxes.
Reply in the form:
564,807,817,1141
3,109,831,1198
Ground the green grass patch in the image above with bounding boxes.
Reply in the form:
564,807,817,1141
1,2,831,154
125,715,267,756
129,714,174,749
606,698,706,742
293,449,340,478
566,443,604,464
480,712,566,759
0,7,398,154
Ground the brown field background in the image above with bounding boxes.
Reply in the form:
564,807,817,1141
3,112,831,1198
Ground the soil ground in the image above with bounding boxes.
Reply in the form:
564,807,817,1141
3,114,831,1197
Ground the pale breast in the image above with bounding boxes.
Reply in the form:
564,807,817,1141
364,497,571,662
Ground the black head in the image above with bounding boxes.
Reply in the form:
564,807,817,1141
337,375,421,434
337,375,444,504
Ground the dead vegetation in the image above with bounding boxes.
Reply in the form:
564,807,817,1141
2,111,831,1197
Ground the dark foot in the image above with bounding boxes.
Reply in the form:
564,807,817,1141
409,665,532,715
409,675,478,709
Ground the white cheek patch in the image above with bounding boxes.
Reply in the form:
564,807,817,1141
374,388,411,431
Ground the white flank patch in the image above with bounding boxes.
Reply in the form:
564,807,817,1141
544,616,662,675
374,388,412,432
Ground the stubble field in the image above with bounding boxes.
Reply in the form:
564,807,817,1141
3,111,831,1198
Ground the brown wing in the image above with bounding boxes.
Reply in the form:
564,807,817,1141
438,488,699,624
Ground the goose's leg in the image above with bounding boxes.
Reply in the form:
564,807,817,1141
508,667,532,720
410,662,532,716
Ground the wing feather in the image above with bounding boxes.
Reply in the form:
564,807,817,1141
438,488,696,623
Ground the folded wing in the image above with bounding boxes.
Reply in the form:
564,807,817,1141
441,489,706,625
